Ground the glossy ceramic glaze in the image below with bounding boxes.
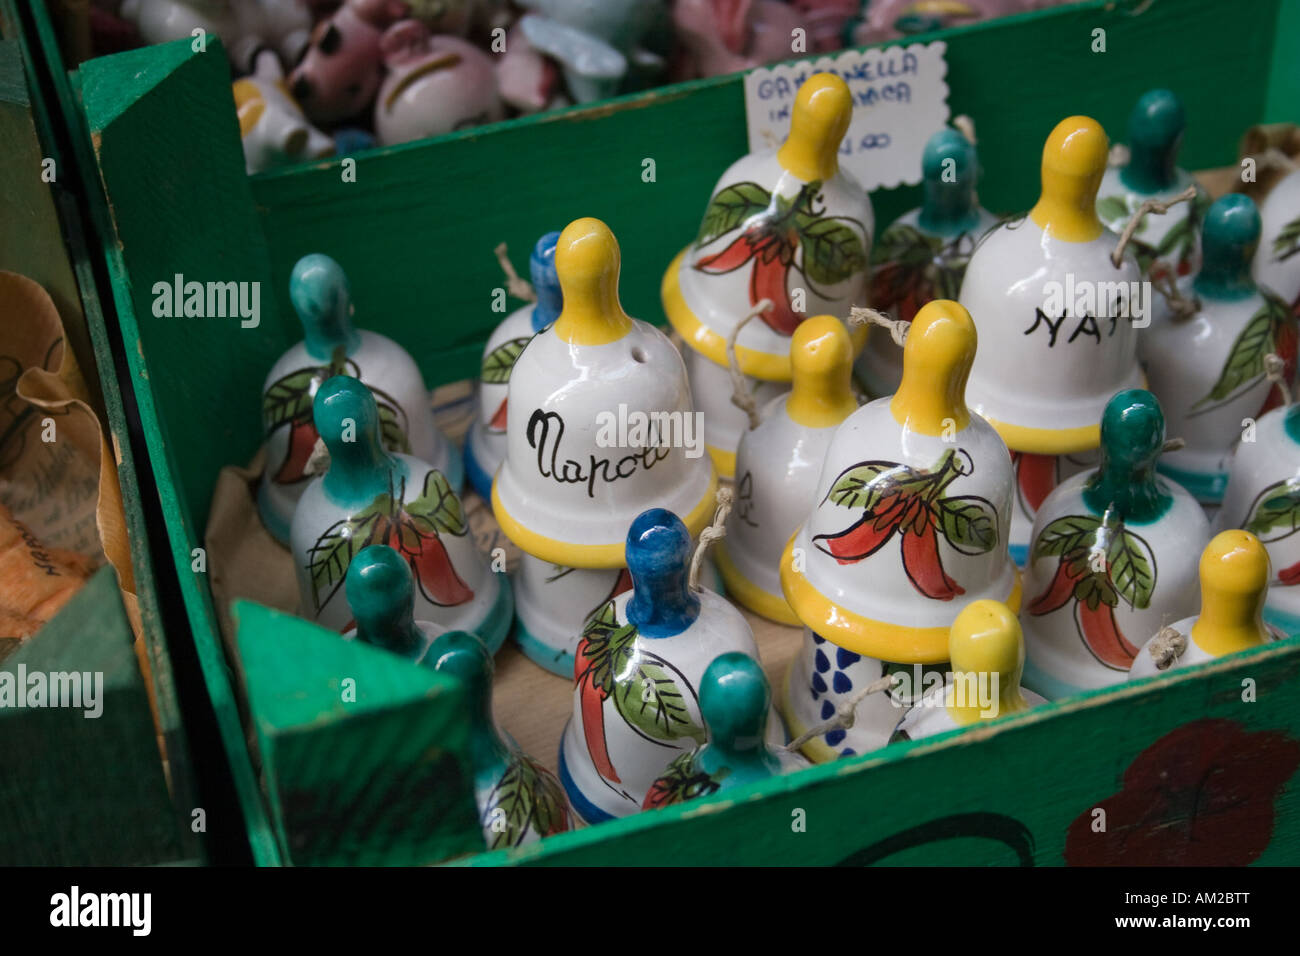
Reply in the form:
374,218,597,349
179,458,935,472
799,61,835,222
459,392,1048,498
858,128,998,397
1217,404,1300,635
891,600,1046,742
680,345,788,480
517,0,665,103
373,28,505,146
259,253,460,544
643,652,807,809
662,72,871,382
781,300,1020,664
492,218,717,569
716,316,856,624
1144,195,1294,504
464,231,562,502
290,0,411,125
430,630,573,848
959,116,1143,454
1095,89,1204,280
289,377,511,649
342,543,446,664
1008,449,1098,566
235,50,333,175
1254,167,1300,311
1020,390,1210,699
512,554,632,677
558,509,774,822
1130,531,1283,678
123,0,312,73
782,627,946,762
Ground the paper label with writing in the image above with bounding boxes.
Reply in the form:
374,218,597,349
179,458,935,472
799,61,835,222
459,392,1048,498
743,42,950,192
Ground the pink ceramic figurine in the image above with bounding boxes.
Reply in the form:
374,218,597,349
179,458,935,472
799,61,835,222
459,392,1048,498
373,24,504,145
672,0,808,79
290,0,412,124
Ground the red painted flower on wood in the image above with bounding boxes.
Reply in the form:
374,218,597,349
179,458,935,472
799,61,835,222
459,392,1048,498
1065,718,1300,865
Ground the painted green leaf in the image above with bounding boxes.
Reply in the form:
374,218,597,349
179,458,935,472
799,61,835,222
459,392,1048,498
578,601,637,695
1107,529,1156,609
1096,195,1132,228
1191,297,1288,410
263,367,316,431
646,752,725,808
1033,514,1104,561
613,650,706,745
695,182,772,248
485,757,566,849
870,223,942,268
824,461,899,511
307,499,387,610
376,398,412,454
1243,480,1300,542
798,216,867,286
481,336,532,384
1273,213,1300,263
406,470,465,537
936,494,998,555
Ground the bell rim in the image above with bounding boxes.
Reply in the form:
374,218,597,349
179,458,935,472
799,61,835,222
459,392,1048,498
714,539,801,626
779,532,1024,663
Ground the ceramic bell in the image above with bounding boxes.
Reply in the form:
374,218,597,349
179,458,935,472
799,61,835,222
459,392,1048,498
662,72,871,476
782,299,1019,661
1096,89,1206,280
778,300,1018,759
1008,449,1098,566
259,253,461,544
1143,194,1295,504
857,127,998,397
1217,402,1300,635
1020,389,1210,699
715,315,858,624
235,50,333,175
428,630,573,848
343,543,445,663
464,231,562,502
517,0,666,103
290,376,513,648
683,349,788,481
1254,167,1300,313
558,508,774,822
959,115,1143,454
1130,531,1284,679
890,600,1045,742
643,652,807,810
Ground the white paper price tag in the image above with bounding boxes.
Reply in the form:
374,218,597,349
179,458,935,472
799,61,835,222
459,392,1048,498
743,42,951,192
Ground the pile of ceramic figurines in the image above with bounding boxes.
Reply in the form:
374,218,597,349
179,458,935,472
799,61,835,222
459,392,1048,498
102,0,1069,175
251,70,1300,845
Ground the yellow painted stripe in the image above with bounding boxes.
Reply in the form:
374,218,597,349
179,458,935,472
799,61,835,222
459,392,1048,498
714,540,802,626
706,442,736,480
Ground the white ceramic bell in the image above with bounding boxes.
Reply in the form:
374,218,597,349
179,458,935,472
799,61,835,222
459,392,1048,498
1143,194,1295,504
1008,450,1098,566
428,629,573,848
558,508,772,823
857,127,998,397
642,652,807,810
1020,389,1210,699
890,600,1045,742
959,115,1144,454
290,376,512,650
661,72,871,476
1130,530,1284,679
781,300,1019,665
1253,167,1300,312
715,315,858,624
680,346,788,480
511,555,631,677
493,217,717,567
464,230,562,502
1217,402,1300,635
1096,89,1205,280
259,253,460,544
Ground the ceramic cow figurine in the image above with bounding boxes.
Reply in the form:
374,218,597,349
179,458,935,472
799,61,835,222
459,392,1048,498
290,0,412,124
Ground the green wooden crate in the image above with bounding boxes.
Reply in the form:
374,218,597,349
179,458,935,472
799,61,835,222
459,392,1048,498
34,0,1300,864
0,2,199,865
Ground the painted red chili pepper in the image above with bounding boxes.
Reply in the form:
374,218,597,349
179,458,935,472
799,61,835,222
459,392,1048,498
1014,452,1057,513
274,419,319,484
901,523,964,601
642,777,673,811
1076,599,1140,669
1258,317,1297,416
696,231,759,273
575,640,620,783
488,396,509,432
697,228,803,336
1028,558,1085,615
389,526,474,607
1279,560,1300,586
818,512,898,563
